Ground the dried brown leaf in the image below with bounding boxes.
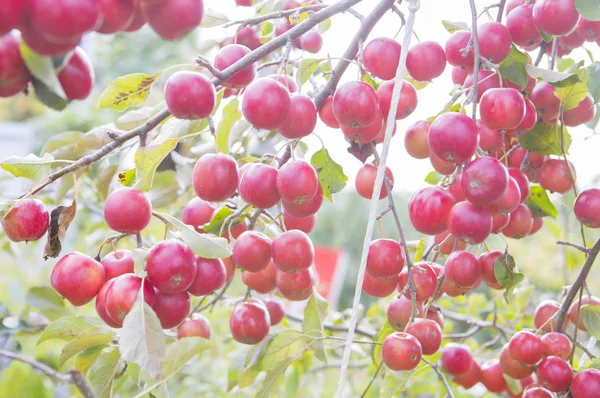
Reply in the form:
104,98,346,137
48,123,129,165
44,199,77,259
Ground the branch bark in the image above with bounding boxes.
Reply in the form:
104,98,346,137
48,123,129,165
555,237,600,332
0,349,98,398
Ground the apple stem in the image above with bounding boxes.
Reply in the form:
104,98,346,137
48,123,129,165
335,0,421,396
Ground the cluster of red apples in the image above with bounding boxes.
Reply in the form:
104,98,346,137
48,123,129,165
42,161,325,344
0,0,208,101
3,0,600,395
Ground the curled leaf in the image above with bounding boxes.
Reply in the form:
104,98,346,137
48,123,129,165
44,199,77,259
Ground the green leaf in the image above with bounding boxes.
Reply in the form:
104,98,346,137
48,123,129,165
587,62,600,104
317,57,332,80
74,345,107,374
0,361,53,398
517,122,571,156
255,0,286,14
26,286,69,320
38,316,103,345
550,74,583,88
310,146,348,202
32,78,68,110
0,200,18,220
318,18,332,34
499,45,529,90
161,337,214,377
539,30,554,43
134,138,179,192
361,72,380,89
1,153,59,182
503,374,522,395
59,325,115,366
262,331,311,370
583,305,600,340
262,21,274,36
95,164,120,201
216,98,242,153
119,287,166,378
118,168,136,187
413,239,426,263
296,58,321,87
98,72,162,112
494,251,524,303
442,20,469,33
575,0,600,20
554,72,589,110
405,76,428,90
19,42,66,98
158,212,232,258
526,64,576,83
201,206,247,235
557,58,576,72
116,106,154,130
89,347,121,398
41,126,113,161
200,8,230,27
134,337,215,398
381,369,413,398
373,322,394,365
256,356,300,398
424,171,442,185
302,291,328,362
525,185,558,218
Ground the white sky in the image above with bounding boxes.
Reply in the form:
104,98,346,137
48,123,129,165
206,0,600,193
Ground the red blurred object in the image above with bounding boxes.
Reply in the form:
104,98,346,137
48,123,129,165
312,245,348,309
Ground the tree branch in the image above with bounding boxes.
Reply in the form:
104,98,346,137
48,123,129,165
495,0,507,23
555,237,600,332
0,349,98,398
370,142,418,325
285,312,377,338
422,358,455,398
223,3,328,28
20,0,363,200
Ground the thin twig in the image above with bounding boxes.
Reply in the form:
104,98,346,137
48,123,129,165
569,286,584,365
422,358,455,398
249,209,263,230
223,3,327,28
195,55,226,79
370,143,418,326
534,42,549,67
555,237,600,332
359,361,384,398
285,312,377,338
559,109,587,248
495,0,507,22
557,240,590,253
0,349,98,398
135,233,143,249
196,279,234,313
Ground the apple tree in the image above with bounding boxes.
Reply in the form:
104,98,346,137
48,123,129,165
1,0,600,397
